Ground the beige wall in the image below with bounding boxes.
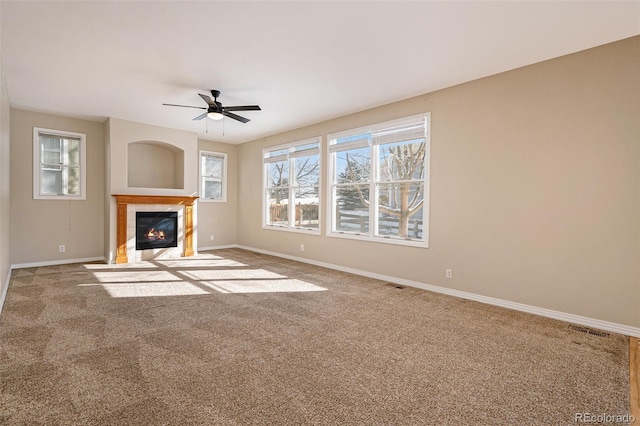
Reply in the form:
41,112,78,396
103,119,111,261
237,36,640,327
10,109,105,265
0,8,11,302
107,118,198,196
127,142,184,189
197,139,238,249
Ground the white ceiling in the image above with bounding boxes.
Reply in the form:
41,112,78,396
1,1,639,144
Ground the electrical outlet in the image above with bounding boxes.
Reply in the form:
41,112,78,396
445,268,452,279
300,244,305,252
59,245,66,253
209,234,215,241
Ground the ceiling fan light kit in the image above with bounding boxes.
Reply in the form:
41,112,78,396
163,89,261,123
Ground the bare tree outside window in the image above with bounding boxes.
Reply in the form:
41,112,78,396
264,139,321,230
330,115,429,244
340,142,425,238
377,141,426,238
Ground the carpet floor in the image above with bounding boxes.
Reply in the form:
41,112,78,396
0,248,631,425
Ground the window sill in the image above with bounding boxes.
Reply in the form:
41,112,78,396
199,198,227,203
327,231,428,248
33,194,86,201
262,225,320,235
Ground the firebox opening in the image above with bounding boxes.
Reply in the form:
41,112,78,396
136,211,178,251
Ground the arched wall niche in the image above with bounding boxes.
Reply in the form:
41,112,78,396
127,140,185,189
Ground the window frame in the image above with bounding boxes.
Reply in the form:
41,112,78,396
199,150,228,202
327,113,430,248
262,137,321,234
33,127,87,201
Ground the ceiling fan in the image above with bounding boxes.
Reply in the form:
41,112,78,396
163,89,261,123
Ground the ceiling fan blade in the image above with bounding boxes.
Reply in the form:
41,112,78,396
192,112,208,121
198,93,215,106
223,111,250,123
223,105,262,112
163,103,206,110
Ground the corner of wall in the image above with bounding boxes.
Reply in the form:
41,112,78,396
0,18,12,314
104,118,113,263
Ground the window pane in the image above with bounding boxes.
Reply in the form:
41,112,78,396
378,141,426,181
41,137,80,167
267,189,289,226
41,166,80,196
265,148,288,159
42,150,61,165
376,182,424,239
40,167,62,195
262,138,321,233
41,136,61,165
335,147,370,183
294,155,319,186
35,129,86,200
335,184,369,233
373,121,426,145
267,161,289,188
293,187,319,229
66,166,80,195
334,132,370,146
64,139,81,167
329,115,429,244
292,142,318,153
202,155,223,177
41,136,61,151
203,178,222,199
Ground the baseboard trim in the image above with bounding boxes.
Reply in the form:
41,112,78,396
11,257,107,270
0,267,11,317
198,244,238,252
237,245,640,338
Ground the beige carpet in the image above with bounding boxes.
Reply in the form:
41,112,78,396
0,248,630,425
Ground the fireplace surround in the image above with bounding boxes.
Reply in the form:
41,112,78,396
113,194,198,263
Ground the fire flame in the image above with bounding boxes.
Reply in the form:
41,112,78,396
145,228,166,241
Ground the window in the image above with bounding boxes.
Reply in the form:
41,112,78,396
328,114,430,246
33,127,86,200
199,151,227,202
263,137,321,233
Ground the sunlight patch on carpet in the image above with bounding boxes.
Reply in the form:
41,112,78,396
82,262,160,270
86,281,209,298
155,259,249,268
79,266,327,296
199,279,327,294
178,269,287,281
91,271,181,283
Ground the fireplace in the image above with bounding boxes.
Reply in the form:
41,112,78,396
136,211,178,250
113,195,197,263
